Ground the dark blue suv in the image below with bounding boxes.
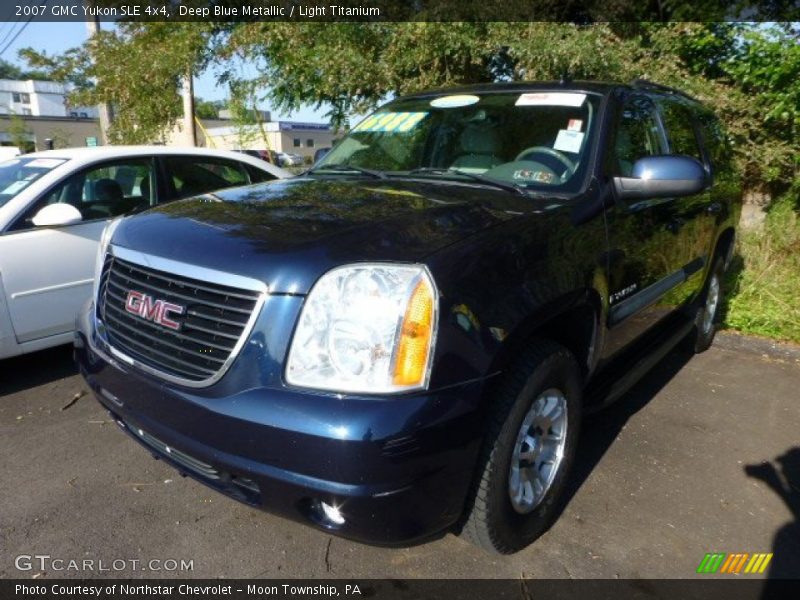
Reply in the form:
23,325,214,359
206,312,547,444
75,81,741,553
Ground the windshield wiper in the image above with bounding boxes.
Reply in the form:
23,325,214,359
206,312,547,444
405,167,528,197
305,163,387,179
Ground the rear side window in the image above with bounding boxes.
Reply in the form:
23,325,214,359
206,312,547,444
696,111,733,178
247,165,277,184
656,99,703,163
164,156,250,200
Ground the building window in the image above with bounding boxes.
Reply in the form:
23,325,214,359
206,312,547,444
12,92,30,104
21,108,32,115
306,139,315,148
293,138,301,147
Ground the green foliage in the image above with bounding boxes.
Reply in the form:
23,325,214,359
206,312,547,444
5,112,32,151
194,97,224,119
0,58,49,81
724,191,800,343
20,23,217,144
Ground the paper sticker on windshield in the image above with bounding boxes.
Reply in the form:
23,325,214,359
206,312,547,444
430,95,480,108
26,158,66,169
553,130,585,153
516,93,586,107
1,181,28,195
567,119,583,131
354,112,428,133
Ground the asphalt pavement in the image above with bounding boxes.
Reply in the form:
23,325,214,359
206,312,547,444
1,332,798,580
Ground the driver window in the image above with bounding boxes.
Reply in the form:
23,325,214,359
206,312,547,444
10,159,155,232
612,96,667,177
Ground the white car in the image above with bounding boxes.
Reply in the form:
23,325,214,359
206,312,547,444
0,145,290,359
277,152,305,167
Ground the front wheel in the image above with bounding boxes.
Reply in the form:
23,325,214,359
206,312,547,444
461,341,582,554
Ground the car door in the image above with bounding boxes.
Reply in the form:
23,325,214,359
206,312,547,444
601,92,698,358
0,157,156,343
654,95,718,301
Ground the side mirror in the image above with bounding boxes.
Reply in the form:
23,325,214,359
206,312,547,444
31,203,83,227
613,155,707,201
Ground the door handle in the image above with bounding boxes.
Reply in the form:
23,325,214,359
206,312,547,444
707,202,722,215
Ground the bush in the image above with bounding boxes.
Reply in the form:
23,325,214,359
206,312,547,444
724,190,800,343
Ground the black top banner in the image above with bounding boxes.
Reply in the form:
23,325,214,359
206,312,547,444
3,0,800,23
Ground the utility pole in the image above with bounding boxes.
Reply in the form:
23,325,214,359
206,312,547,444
85,9,113,144
181,70,196,146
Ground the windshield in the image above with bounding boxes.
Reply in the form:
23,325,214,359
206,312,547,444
0,157,67,208
317,90,601,193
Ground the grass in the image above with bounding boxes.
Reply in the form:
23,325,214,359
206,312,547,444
722,194,800,344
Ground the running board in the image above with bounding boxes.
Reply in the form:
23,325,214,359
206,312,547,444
586,318,694,411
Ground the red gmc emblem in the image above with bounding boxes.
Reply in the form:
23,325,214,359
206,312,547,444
125,290,185,331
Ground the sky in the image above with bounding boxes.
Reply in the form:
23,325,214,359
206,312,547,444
0,20,330,123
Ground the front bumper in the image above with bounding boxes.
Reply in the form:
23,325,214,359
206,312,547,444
75,300,487,545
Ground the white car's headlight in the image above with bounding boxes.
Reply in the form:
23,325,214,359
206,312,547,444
286,264,437,394
93,217,123,296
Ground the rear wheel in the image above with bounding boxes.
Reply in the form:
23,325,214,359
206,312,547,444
461,341,582,554
687,257,725,353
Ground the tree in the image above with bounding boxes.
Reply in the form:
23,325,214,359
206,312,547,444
194,97,225,119
20,23,217,144
0,58,49,81
5,111,33,151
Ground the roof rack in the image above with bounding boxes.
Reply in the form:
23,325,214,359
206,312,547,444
630,78,696,101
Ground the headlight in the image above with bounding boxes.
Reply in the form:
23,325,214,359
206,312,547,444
286,264,437,394
93,217,123,297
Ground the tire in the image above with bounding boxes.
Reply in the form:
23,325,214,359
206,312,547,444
687,256,725,354
461,340,582,554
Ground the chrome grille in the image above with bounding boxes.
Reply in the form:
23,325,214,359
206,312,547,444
97,253,263,384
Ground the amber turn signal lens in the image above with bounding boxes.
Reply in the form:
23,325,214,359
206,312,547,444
393,277,435,387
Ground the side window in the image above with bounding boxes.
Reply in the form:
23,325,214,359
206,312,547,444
11,159,154,231
696,111,733,178
164,156,250,200
657,99,703,162
612,95,667,177
247,165,277,184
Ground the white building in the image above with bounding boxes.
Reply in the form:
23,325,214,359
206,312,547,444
0,79,97,118
200,120,338,160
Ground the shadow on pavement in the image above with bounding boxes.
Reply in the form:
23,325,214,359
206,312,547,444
0,344,77,397
746,447,800,584
558,347,693,519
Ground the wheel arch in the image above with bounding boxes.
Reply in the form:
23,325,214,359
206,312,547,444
486,287,603,388
714,226,736,271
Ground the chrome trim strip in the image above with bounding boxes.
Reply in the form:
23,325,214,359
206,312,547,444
94,244,268,389
10,277,94,299
111,245,269,294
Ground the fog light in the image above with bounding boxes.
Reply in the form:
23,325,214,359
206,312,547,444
320,501,345,525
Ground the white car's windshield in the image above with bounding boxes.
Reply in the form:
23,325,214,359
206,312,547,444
317,90,601,193
0,157,67,208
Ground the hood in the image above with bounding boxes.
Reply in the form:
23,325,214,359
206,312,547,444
111,176,540,294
